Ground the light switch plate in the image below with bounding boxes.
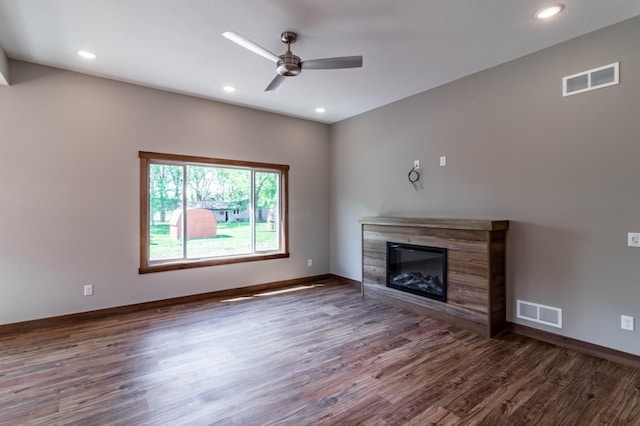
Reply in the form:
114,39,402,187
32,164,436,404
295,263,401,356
440,156,446,166
629,233,640,247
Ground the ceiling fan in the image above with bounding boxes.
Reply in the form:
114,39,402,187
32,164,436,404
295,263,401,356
222,31,363,91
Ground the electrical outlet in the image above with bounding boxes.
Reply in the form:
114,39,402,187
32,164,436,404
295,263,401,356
307,259,313,267
629,233,640,247
621,315,634,331
440,156,447,166
84,285,93,296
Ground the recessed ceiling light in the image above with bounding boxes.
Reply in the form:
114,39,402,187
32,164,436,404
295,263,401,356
77,50,97,60
223,85,236,93
535,4,564,20
315,107,326,113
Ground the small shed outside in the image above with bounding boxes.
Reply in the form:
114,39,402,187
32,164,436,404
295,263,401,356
169,208,218,240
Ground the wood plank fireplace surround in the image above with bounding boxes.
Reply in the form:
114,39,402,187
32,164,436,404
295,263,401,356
360,217,508,337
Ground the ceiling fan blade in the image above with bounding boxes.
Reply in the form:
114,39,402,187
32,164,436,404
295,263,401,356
265,75,287,91
222,31,280,63
301,56,363,70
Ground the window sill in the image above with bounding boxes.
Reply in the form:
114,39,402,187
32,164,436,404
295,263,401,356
139,252,290,274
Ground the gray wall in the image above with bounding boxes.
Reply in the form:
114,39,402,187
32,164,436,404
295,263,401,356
0,61,330,325
330,16,640,355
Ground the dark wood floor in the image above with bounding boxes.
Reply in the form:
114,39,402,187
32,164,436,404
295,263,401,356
1,278,640,425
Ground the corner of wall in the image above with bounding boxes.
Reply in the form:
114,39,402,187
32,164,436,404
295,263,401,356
0,45,9,86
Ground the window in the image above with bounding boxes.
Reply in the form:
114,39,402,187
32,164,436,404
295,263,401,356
139,151,289,273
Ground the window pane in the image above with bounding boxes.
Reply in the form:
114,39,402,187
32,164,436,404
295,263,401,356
185,165,251,258
255,171,279,251
149,164,184,261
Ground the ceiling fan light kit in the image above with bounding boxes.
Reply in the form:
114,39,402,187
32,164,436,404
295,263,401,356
223,30,363,91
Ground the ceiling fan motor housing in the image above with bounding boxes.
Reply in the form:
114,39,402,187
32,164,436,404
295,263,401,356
277,51,301,76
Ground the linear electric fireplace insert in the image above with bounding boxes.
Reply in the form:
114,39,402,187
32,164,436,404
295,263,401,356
386,242,447,302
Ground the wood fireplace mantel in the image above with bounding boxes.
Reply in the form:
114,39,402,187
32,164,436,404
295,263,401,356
360,217,509,231
360,217,509,337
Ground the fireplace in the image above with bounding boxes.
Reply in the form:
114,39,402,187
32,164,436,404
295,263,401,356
362,217,508,337
386,242,447,302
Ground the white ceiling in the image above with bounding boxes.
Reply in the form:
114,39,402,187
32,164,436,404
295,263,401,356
1,1,639,124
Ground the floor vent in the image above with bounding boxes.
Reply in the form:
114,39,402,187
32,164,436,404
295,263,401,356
516,299,562,328
563,62,619,97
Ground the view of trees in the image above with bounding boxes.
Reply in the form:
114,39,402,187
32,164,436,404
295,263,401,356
149,164,278,224
255,171,278,221
149,164,182,223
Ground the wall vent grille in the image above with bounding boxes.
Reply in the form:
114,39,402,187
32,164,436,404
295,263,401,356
563,62,619,97
517,299,562,328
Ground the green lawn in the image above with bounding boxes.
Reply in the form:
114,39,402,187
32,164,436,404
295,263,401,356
150,222,278,260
